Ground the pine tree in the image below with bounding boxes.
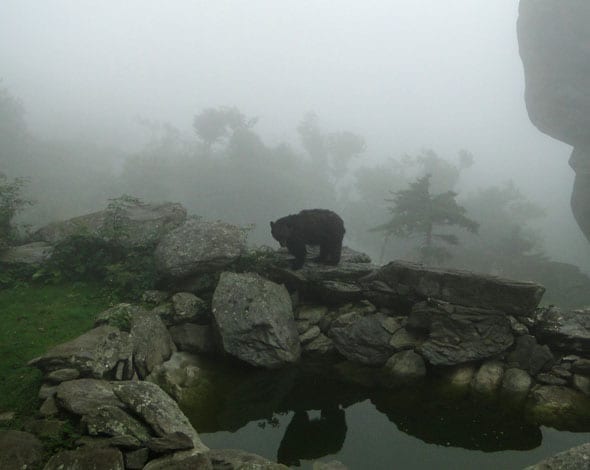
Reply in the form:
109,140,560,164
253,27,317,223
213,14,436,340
372,174,478,265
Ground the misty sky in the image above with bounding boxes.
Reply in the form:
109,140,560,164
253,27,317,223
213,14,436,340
0,0,586,264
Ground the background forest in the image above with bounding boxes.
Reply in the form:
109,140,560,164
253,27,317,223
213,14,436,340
2,86,590,308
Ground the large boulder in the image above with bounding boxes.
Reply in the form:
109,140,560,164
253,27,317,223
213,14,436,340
409,301,514,366
154,217,247,278
129,311,174,379
28,325,133,379
525,385,590,430
212,272,300,368
112,381,207,452
518,0,590,147
518,1,590,241
533,307,590,355
362,261,545,317
524,442,590,470
33,201,186,248
328,312,395,366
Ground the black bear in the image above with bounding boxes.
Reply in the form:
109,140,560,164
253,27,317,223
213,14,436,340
270,209,345,270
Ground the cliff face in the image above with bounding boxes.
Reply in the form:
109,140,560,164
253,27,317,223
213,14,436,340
517,1,590,241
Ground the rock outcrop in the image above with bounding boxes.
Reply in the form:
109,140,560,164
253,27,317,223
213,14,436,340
33,201,187,248
518,0,590,241
154,217,247,279
212,271,301,368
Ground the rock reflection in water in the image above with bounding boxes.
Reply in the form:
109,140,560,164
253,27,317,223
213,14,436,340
181,358,549,466
277,407,347,466
372,389,542,452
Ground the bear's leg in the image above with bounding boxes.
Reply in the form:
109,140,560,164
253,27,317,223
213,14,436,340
287,240,306,269
316,244,329,262
323,239,342,265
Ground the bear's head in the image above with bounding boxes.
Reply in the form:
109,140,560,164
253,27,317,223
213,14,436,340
270,220,292,247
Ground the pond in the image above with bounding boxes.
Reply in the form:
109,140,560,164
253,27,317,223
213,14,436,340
179,358,590,469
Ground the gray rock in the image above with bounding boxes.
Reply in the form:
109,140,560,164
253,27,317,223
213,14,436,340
0,430,43,470
523,442,590,470
318,280,363,304
506,334,554,375
146,352,203,402
445,365,477,392
573,374,590,396
534,307,590,354
302,333,336,356
382,350,426,385
0,241,53,265
29,325,133,379
130,312,174,379
296,305,328,324
81,405,152,443
43,447,125,470
39,383,58,400
472,361,504,397
34,201,186,248
147,432,194,453
266,246,376,302
39,396,59,416
389,327,423,351
76,435,142,450
169,323,217,354
411,301,514,366
143,451,212,470
525,385,590,429
124,448,150,470
142,290,169,305
300,325,322,344
154,217,247,278
55,379,123,416
501,368,532,404
46,367,80,383
94,303,144,332
168,292,209,325
518,1,590,242
329,312,394,365
573,358,590,375
518,0,590,146
362,260,545,317
112,381,208,452
212,272,300,368
207,448,288,470
536,373,568,386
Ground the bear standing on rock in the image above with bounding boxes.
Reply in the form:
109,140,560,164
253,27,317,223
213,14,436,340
270,209,345,270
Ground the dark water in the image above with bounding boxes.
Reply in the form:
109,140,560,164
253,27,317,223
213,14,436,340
180,358,590,469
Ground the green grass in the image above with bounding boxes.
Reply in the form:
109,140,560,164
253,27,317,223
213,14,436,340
0,282,111,422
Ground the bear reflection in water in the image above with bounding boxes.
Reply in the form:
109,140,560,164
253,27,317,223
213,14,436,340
277,406,347,466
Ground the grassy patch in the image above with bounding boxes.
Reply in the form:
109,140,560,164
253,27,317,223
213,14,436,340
0,282,110,423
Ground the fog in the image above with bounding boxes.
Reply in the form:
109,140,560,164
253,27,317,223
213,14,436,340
1,1,588,277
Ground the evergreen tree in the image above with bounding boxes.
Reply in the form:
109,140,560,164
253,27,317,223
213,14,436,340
372,174,478,265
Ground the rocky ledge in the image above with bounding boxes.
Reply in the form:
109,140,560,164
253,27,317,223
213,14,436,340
2,206,590,469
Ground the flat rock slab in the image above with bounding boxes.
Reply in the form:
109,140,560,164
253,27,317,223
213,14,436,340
534,307,590,354
29,325,132,379
363,260,545,316
0,430,44,470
